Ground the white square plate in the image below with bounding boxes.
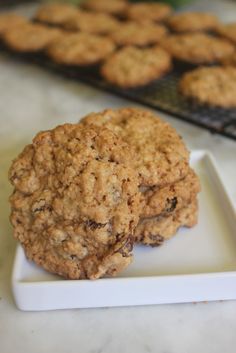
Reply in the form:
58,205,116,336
12,151,236,311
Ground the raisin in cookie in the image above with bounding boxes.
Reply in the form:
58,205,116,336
81,108,190,187
34,3,79,26
47,32,115,66
82,0,128,15
215,22,236,45
9,124,141,279
126,2,173,23
140,167,200,218
167,12,219,33
100,45,172,88
0,13,28,36
179,66,236,108
110,21,167,47
135,199,198,246
64,10,120,35
3,23,62,53
160,33,235,64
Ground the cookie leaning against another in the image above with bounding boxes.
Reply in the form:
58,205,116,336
9,124,141,280
100,46,172,88
160,33,235,64
179,66,236,108
166,12,219,33
3,23,63,53
47,32,115,66
110,21,168,47
80,107,190,187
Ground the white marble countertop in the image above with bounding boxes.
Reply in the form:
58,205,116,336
0,1,236,352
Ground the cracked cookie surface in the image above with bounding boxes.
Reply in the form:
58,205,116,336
9,124,141,279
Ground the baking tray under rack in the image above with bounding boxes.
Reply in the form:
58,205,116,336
1,47,236,141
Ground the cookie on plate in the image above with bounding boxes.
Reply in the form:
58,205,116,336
82,0,128,15
64,10,120,35
9,124,141,280
80,107,190,187
167,12,219,33
135,199,198,246
3,23,63,53
34,3,79,26
47,32,115,66
215,22,236,44
100,45,172,88
110,21,167,47
160,33,235,64
0,13,28,36
179,66,236,108
126,2,173,23
140,168,200,218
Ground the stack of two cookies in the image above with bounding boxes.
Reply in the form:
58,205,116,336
9,108,200,280
81,108,200,247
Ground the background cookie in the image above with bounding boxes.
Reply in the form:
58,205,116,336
179,66,236,108
3,23,62,53
82,0,128,15
9,124,141,280
216,22,236,44
126,2,173,23
110,21,167,47
47,32,115,66
160,33,235,64
0,13,28,36
100,45,172,88
64,10,120,35
34,3,79,26
81,107,190,187
167,12,219,33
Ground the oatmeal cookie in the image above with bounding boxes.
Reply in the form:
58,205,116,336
141,167,200,218
47,32,115,66
34,3,79,26
64,10,120,35
167,12,219,33
216,22,236,44
9,124,141,280
82,0,128,15
179,66,236,108
126,2,173,23
100,45,172,88
3,23,62,53
81,108,190,187
160,33,235,64
110,21,167,47
0,13,28,36
135,199,198,246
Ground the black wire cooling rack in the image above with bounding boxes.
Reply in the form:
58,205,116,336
1,47,236,141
